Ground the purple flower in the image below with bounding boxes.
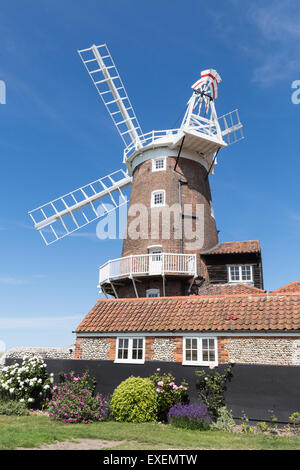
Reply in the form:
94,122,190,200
168,403,210,425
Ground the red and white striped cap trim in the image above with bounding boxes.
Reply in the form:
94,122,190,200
192,69,221,99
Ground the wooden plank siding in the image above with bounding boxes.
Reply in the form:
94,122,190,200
201,253,263,290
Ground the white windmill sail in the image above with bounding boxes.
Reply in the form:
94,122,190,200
78,44,143,149
218,109,243,145
28,43,245,247
28,169,132,245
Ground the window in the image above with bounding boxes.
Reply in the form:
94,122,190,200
146,288,160,297
183,337,218,366
151,190,165,207
228,265,253,283
115,337,145,363
152,157,166,172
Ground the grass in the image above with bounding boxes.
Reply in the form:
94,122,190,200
1,415,300,450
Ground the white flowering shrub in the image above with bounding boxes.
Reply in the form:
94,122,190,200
0,355,53,409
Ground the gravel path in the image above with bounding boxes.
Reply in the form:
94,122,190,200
15,439,127,450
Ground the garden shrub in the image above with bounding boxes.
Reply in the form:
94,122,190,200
289,411,300,430
195,364,232,419
48,371,107,424
240,412,254,434
149,369,188,421
210,406,235,432
168,403,211,430
268,409,278,430
111,376,158,423
0,399,29,416
0,356,52,409
257,421,269,433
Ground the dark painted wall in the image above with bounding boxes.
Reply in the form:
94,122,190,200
202,253,263,289
5,359,300,423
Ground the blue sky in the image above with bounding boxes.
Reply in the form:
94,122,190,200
0,0,299,351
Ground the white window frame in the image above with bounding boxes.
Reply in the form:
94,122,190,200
151,189,165,208
228,265,253,283
146,288,160,297
114,337,145,364
152,157,166,172
182,336,218,366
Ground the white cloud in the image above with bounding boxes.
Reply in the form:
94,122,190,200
0,315,83,330
0,274,46,285
208,1,300,87
289,212,300,222
249,1,300,86
249,1,300,41
0,277,29,286
69,231,98,240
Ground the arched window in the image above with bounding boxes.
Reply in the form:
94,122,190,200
151,190,165,208
152,157,166,172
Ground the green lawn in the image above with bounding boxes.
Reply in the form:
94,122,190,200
1,416,300,450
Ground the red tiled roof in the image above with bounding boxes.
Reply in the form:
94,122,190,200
201,240,261,255
197,283,266,296
76,291,300,333
270,281,300,294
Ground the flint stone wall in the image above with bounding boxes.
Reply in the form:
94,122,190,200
226,337,300,365
77,338,110,360
0,347,74,371
152,338,177,362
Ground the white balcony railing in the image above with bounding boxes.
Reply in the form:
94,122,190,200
123,129,180,163
99,253,197,286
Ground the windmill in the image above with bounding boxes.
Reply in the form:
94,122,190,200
28,43,243,298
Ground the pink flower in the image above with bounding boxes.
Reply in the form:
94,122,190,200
157,381,163,386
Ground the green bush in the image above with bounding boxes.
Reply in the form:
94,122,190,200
289,411,300,429
0,399,29,416
210,406,235,432
241,412,254,434
111,376,158,423
257,421,269,433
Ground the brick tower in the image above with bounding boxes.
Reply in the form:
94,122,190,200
115,148,219,298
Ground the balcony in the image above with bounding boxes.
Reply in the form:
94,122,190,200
99,252,197,287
